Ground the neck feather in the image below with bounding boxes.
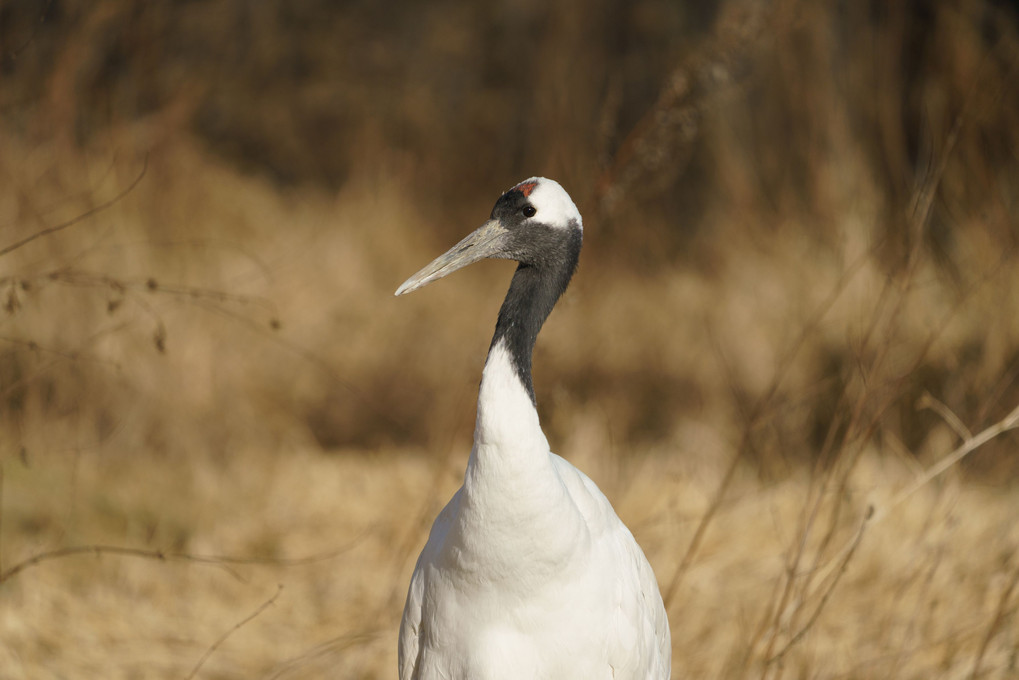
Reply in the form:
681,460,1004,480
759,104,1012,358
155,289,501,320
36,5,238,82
488,229,581,405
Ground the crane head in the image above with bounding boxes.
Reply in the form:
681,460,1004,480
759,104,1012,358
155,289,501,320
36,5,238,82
395,177,582,296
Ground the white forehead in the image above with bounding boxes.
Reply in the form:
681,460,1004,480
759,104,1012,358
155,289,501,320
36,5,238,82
513,177,583,230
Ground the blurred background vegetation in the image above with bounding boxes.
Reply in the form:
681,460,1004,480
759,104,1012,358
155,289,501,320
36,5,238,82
3,0,1019,467
2,0,1019,678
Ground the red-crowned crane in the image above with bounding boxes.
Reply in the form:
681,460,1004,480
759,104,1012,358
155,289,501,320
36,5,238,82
395,177,670,679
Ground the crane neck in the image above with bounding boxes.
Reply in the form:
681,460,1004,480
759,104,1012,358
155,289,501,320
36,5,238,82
466,226,581,500
488,229,582,406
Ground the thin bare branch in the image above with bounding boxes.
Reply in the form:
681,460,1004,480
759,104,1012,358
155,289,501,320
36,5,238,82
767,506,873,664
917,391,973,441
185,584,283,680
42,268,278,317
812,401,1019,587
0,322,133,401
880,401,1019,519
265,629,386,680
0,334,121,367
663,445,741,609
0,535,366,585
3,0,54,63
969,559,1019,680
0,156,148,259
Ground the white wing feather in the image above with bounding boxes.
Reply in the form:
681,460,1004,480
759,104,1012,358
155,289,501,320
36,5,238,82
398,456,670,679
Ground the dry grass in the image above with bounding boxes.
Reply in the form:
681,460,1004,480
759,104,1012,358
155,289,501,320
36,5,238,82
2,413,1018,679
2,0,1019,678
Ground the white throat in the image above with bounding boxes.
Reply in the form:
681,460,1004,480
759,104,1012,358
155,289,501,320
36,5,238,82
464,338,552,501
473,339,547,453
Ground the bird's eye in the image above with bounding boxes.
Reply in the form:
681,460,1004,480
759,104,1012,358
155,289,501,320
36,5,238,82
522,205,537,218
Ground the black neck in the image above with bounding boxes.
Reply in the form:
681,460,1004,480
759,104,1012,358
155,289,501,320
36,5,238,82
488,228,582,405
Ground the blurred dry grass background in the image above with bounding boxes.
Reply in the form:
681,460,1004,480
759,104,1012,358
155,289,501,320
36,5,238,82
2,0,1019,677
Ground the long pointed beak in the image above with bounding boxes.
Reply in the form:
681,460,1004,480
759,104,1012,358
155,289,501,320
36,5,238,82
395,219,507,296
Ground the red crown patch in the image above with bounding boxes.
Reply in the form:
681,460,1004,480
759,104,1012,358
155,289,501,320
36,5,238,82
515,181,538,197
